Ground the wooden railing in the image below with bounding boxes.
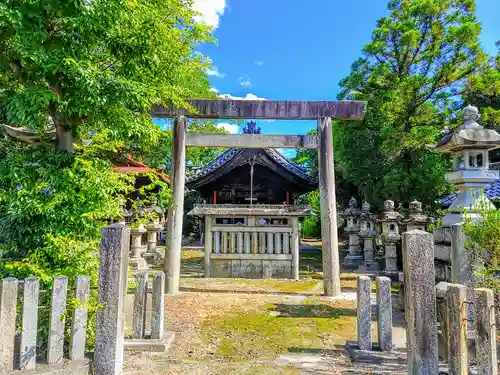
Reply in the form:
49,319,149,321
211,226,292,255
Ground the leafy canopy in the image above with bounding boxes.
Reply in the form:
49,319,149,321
334,0,484,210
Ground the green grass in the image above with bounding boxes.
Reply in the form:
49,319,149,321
202,301,356,361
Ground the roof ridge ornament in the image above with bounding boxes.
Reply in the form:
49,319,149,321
243,120,261,134
461,104,482,129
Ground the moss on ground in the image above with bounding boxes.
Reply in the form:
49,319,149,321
202,300,356,361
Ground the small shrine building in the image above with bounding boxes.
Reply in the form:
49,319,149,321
186,121,318,279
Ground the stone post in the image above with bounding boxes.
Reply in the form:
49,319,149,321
19,277,39,371
475,288,497,375
165,115,187,294
357,276,372,350
151,272,165,340
94,223,130,375
447,284,467,375
70,275,90,361
0,278,18,373
133,272,148,339
47,276,68,365
291,217,300,280
376,276,392,351
129,227,148,271
402,230,438,375
204,215,212,277
317,116,341,297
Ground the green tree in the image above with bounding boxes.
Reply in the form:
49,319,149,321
0,0,214,152
335,0,484,210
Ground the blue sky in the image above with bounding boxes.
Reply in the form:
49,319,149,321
155,0,500,158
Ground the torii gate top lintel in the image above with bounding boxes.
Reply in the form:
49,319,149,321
152,99,367,120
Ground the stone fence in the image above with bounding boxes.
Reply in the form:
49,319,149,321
351,230,498,375
0,224,167,375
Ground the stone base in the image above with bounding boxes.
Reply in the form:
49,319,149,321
6,359,90,375
142,251,161,266
343,254,363,268
124,331,175,353
209,255,293,279
358,262,380,272
344,341,405,364
129,257,149,271
383,270,399,281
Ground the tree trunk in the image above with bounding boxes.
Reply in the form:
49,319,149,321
49,104,74,153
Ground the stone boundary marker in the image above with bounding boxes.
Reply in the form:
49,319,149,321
0,276,90,374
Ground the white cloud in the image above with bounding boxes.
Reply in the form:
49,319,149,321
219,93,266,100
209,87,219,93
216,122,240,134
254,60,263,66
192,0,226,29
205,67,225,78
239,76,252,87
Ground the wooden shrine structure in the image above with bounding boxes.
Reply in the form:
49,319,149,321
153,99,367,297
185,121,318,280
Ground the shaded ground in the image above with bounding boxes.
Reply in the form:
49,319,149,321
123,248,407,375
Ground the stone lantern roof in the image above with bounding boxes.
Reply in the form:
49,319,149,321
432,105,500,152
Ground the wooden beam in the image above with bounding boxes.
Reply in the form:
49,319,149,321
186,134,318,149
152,100,367,120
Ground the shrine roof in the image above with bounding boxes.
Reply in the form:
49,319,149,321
186,121,317,190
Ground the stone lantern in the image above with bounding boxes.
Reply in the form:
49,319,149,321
358,201,377,267
129,225,148,271
431,105,500,227
342,197,362,268
379,199,403,278
142,198,166,265
402,200,433,232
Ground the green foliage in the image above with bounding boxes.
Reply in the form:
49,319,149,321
463,203,500,291
463,44,500,130
0,0,214,151
334,0,484,210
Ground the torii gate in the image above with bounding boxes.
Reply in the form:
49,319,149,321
152,99,367,297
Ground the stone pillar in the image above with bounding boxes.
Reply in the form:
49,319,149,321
133,272,148,339
20,277,39,370
143,223,162,265
70,275,90,361
0,278,18,373
357,276,372,350
446,284,467,375
165,115,187,294
94,223,130,375
402,230,438,375
475,288,497,375
151,272,165,340
291,217,300,280
48,276,68,365
204,215,212,277
376,276,392,351
317,116,341,297
129,227,148,271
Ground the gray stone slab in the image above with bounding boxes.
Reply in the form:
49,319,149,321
70,275,90,361
447,284,468,375
0,278,18,373
94,223,130,375
376,276,392,351
151,272,165,340
402,230,439,375
48,276,68,365
133,272,148,339
345,341,406,364
4,358,90,375
210,260,231,278
124,331,175,353
19,277,40,370
357,276,372,350
475,288,498,375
